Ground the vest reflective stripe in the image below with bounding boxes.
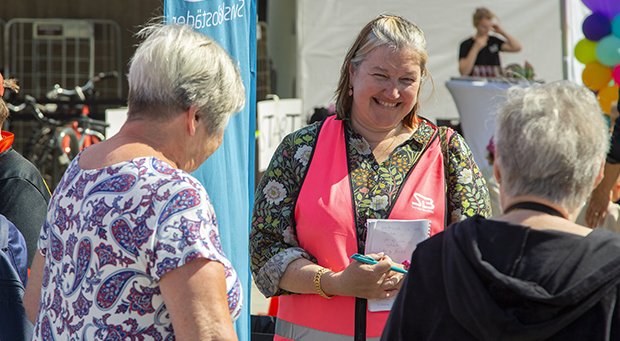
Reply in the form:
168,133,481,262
277,117,447,340
275,319,381,341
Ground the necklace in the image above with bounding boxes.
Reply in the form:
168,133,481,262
503,201,565,218
374,124,403,162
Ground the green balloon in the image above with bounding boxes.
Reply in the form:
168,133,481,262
575,38,598,65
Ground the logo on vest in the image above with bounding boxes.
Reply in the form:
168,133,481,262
411,193,434,213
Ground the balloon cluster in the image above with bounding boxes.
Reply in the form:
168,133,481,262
575,0,620,114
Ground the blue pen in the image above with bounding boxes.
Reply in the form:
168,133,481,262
349,253,408,274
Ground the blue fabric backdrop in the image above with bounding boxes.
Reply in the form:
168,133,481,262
163,1,256,339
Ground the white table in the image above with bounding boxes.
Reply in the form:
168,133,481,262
445,77,535,168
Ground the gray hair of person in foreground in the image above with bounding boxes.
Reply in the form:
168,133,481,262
127,23,246,136
494,81,609,212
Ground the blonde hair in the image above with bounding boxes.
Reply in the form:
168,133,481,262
334,14,430,129
473,7,496,27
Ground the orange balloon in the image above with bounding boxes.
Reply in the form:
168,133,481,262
600,98,613,114
583,62,613,91
599,85,620,114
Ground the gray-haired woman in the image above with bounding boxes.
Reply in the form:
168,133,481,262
382,81,620,341
250,14,490,340
24,23,245,341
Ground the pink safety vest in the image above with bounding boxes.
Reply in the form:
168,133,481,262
275,117,448,341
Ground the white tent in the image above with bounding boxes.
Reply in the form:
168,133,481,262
294,0,590,123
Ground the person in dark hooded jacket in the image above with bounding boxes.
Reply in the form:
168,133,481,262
381,81,620,341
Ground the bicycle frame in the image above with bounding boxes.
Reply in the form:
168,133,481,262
8,91,110,192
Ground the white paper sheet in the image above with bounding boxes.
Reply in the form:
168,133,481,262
364,219,430,312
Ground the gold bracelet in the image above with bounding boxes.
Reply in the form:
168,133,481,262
313,267,334,299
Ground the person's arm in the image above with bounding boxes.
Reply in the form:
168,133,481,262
587,106,620,227
446,132,492,224
23,251,45,324
0,177,50,268
494,24,522,52
459,36,488,76
160,258,237,341
278,255,403,300
586,162,620,228
250,127,317,297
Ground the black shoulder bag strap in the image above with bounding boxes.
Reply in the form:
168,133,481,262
438,126,450,228
354,126,451,341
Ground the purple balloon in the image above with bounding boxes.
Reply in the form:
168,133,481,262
582,0,620,19
583,12,612,41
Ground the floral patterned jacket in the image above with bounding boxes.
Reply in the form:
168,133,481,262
250,119,491,297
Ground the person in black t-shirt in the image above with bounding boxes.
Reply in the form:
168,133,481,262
585,93,620,228
458,7,521,76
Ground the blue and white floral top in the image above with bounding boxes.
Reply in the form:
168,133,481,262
32,154,242,340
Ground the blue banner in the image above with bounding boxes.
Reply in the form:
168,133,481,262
164,1,256,339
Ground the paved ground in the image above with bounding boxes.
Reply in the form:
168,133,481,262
250,280,271,315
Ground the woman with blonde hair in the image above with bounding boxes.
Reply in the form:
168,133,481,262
251,14,490,341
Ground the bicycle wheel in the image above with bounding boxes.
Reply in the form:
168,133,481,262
35,127,79,193
58,127,80,161
85,130,106,146
26,131,56,190
23,123,51,163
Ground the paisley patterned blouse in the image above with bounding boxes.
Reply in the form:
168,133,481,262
250,119,491,297
32,154,242,340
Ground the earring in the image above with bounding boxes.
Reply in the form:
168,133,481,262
348,85,353,96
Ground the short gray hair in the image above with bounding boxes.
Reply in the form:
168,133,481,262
127,23,245,136
494,81,609,212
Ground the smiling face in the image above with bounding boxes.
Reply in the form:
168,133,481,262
349,45,422,132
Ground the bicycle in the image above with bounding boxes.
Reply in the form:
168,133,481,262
7,72,115,192
43,71,118,151
45,71,119,115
